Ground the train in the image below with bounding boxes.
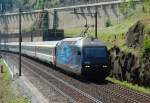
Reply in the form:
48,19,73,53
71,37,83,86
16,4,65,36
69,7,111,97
0,37,110,80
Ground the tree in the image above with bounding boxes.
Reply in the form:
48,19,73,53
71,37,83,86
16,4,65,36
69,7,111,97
1,0,61,10
12,0,24,8
119,0,135,17
143,0,150,14
34,0,60,9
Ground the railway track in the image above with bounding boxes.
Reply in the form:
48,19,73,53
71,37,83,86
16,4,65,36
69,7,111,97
91,84,149,103
4,53,150,103
6,53,103,103
104,84,150,102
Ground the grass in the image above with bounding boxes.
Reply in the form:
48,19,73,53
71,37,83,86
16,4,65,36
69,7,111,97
107,77,150,95
65,8,145,37
0,59,28,103
64,7,150,94
65,7,143,33
64,7,150,51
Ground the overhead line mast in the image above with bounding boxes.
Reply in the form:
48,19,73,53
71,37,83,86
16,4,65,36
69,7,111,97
19,8,22,76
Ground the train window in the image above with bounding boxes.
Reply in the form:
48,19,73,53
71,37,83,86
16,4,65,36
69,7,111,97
77,51,81,55
21,46,35,52
27,46,34,51
83,47,107,58
12,45,18,49
36,46,53,55
22,46,26,50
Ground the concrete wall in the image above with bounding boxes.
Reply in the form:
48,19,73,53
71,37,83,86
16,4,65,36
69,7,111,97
53,4,122,29
0,1,141,42
0,12,41,33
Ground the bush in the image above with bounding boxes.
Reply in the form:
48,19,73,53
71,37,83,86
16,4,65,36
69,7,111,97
142,0,150,14
105,19,112,27
119,0,136,17
143,39,150,55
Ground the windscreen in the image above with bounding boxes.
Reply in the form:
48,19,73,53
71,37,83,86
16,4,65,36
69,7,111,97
83,47,107,58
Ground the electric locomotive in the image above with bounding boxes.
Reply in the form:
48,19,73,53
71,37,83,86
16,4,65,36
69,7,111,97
56,37,110,79
0,37,110,80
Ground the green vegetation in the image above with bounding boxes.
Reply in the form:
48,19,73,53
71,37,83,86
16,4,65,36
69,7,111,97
107,77,150,94
0,0,59,10
65,2,150,89
12,0,59,9
142,17,150,55
0,59,28,103
105,18,112,27
143,39,150,55
143,0,150,14
119,0,136,17
65,9,139,35
144,21,150,35
64,16,127,50
65,3,149,52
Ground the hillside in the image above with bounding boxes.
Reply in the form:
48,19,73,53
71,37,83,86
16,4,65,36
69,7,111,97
64,1,150,87
0,0,58,11
100,2,150,87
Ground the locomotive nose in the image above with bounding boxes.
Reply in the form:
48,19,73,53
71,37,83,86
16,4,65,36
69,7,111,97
81,57,110,79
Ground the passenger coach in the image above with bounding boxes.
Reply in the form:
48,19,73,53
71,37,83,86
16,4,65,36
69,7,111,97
0,37,110,80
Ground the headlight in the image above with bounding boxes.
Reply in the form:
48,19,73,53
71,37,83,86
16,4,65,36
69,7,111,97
84,65,90,68
102,65,108,68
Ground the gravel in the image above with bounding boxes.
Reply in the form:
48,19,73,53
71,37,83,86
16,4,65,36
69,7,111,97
4,53,71,103
4,53,150,103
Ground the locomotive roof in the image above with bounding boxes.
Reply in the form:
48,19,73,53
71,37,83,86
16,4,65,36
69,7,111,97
62,37,106,47
62,37,83,41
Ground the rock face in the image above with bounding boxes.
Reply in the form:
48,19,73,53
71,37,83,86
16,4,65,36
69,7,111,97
126,21,144,48
140,56,150,86
109,19,150,86
109,46,150,86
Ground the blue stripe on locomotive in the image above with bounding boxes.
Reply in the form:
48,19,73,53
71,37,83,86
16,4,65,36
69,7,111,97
56,41,81,67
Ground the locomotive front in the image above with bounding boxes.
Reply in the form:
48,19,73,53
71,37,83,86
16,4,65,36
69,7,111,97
81,38,110,80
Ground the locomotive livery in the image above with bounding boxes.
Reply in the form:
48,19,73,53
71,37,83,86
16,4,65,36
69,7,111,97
0,37,110,80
